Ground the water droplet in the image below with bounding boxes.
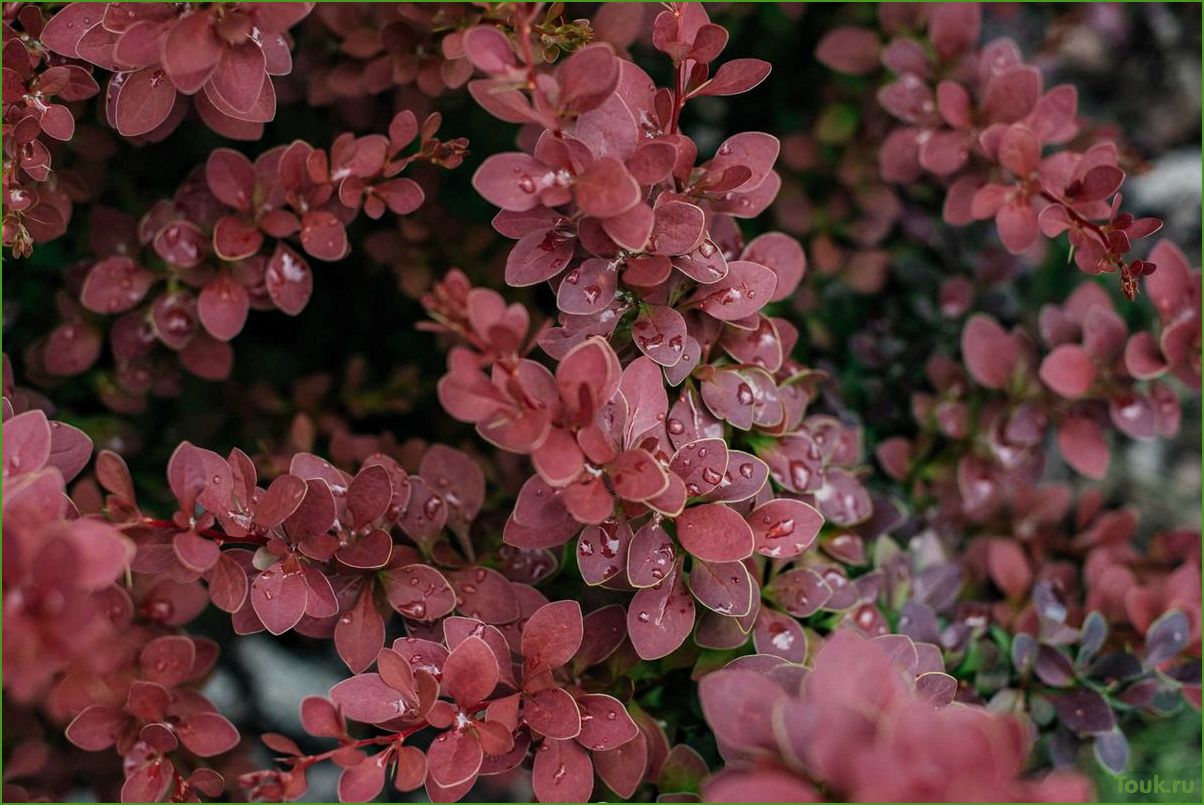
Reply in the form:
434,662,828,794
518,176,537,193
765,518,795,539
636,611,650,622
788,461,812,490
736,383,754,405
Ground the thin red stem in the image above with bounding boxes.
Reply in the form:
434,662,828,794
288,725,427,771
141,517,270,547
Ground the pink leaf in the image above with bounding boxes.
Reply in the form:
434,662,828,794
961,314,1017,390
1039,344,1097,398
815,27,880,75
1057,416,1110,479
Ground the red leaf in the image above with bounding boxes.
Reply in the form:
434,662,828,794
593,729,649,799
206,148,256,210
574,157,641,219
442,636,499,707
628,569,696,660
676,503,754,562
505,228,575,287
610,448,670,502
162,11,222,92
752,608,807,662
628,520,677,588
80,257,155,315
254,473,306,529
556,257,618,316
338,750,389,802
209,40,266,114
687,559,754,618
577,521,633,586
374,177,425,215
472,152,550,212
576,693,639,751
265,243,313,315
197,272,250,342
462,26,517,74
688,260,777,321
746,498,823,559
114,66,176,136
121,759,174,803
178,711,239,757
250,562,308,635
521,600,583,674
448,567,520,624
558,43,620,113
300,211,347,261
987,538,1033,599
282,478,337,538
698,57,772,96
209,552,249,613
532,738,594,804
741,232,806,302
427,728,483,789
382,564,456,621
3,409,51,479
300,696,344,738
65,705,124,751
330,673,417,725
346,464,392,528
524,685,581,740
336,585,386,673
697,669,785,751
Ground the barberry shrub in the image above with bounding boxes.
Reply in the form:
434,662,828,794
2,3,1200,803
